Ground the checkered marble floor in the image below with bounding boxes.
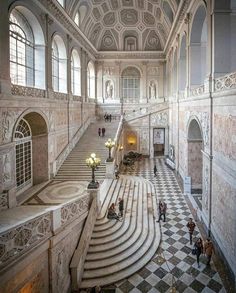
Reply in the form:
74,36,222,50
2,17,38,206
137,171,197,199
112,158,226,293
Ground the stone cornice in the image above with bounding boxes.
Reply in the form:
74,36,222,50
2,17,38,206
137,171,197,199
96,51,166,61
35,0,97,59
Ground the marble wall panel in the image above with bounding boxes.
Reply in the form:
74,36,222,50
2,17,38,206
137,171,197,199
212,169,236,274
56,133,68,157
213,113,236,160
50,221,84,293
188,141,203,188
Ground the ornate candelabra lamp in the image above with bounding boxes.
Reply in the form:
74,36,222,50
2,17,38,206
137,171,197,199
105,138,116,162
86,153,101,189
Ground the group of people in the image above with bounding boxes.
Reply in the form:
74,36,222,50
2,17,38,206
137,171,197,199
107,198,124,221
156,202,215,268
104,113,112,122
98,127,106,137
187,218,215,268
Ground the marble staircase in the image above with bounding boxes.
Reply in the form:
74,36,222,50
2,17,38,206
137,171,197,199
54,120,119,181
80,175,161,288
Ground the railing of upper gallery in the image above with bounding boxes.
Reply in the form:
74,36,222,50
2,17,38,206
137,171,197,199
214,71,236,92
0,193,90,271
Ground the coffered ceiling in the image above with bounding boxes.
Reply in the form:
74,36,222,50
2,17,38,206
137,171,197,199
67,0,180,51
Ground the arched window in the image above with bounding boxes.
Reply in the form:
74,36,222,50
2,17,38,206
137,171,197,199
87,61,95,99
15,118,32,192
74,12,80,26
122,67,141,103
190,6,207,87
9,7,45,88
52,35,67,93
71,49,81,96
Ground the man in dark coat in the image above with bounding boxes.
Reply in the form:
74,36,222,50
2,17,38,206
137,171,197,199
118,198,124,217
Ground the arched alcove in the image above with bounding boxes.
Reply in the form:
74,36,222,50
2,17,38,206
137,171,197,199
187,119,203,195
52,34,67,93
9,6,45,89
190,5,207,87
121,66,141,103
14,112,48,194
178,34,187,91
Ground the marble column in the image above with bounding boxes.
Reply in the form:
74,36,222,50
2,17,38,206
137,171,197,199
81,48,88,103
0,1,11,95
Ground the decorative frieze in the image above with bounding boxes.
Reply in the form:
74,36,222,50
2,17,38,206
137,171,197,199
151,111,168,127
214,72,236,92
0,213,52,268
61,195,90,226
53,92,68,101
11,84,46,98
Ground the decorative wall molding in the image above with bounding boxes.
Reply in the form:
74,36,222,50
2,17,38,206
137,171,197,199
190,85,205,97
61,195,90,226
0,213,52,269
11,84,46,98
53,92,68,101
97,51,165,60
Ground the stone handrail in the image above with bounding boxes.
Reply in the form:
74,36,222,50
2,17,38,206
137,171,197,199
0,192,90,271
214,71,236,92
11,84,46,98
124,102,168,122
111,116,123,160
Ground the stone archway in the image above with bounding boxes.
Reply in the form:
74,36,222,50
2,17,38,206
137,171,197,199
14,112,48,193
187,119,203,195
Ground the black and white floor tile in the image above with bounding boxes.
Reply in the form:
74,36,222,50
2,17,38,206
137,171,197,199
113,158,226,293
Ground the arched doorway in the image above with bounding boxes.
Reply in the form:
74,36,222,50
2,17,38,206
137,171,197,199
14,112,48,194
187,119,203,208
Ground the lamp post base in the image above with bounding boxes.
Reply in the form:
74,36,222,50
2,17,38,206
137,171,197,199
88,181,99,189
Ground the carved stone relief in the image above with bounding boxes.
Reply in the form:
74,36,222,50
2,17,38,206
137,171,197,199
149,81,157,99
203,164,209,210
105,80,114,99
120,9,138,25
151,112,168,126
2,111,15,143
145,31,161,50
2,153,11,184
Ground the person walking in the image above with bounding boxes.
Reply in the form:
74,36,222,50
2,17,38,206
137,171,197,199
154,165,157,177
109,114,112,122
204,238,215,266
98,128,101,137
118,198,124,217
102,127,105,137
193,237,203,268
187,218,196,245
104,113,107,122
157,201,167,222
115,164,119,179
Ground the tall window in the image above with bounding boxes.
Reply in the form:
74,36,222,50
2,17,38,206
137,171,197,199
15,119,32,192
87,61,95,98
10,11,34,86
74,12,80,26
51,35,67,93
52,40,59,92
122,67,140,103
71,49,81,95
9,7,45,89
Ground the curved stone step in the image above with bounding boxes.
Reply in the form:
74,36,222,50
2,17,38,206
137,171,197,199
80,176,161,288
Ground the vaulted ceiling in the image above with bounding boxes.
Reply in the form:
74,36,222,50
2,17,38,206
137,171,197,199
67,0,180,51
